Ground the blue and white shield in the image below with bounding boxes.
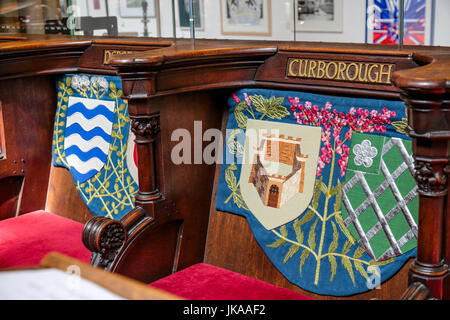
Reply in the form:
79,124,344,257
64,96,115,182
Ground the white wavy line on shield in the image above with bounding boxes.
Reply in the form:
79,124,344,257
64,134,110,154
66,154,105,174
68,96,115,111
66,113,114,134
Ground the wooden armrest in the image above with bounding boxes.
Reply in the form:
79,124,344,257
40,252,183,300
82,206,152,268
82,203,181,283
400,282,434,300
82,214,128,268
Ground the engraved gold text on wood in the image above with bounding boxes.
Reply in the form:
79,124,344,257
286,58,395,84
103,50,136,65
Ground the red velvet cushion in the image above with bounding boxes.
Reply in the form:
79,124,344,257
0,210,91,268
149,263,313,300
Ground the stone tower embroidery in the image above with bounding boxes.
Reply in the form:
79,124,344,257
249,133,308,209
239,119,321,230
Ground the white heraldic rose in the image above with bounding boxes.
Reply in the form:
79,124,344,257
352,139,378,168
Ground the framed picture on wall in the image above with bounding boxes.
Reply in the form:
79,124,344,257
87,0,108,17
295,0,343,32
119,0,156,18
220,0,271,36
366,0,434,45
176,0,204,30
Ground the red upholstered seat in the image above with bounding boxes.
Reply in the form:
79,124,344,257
0,210,91,268
149,263,313,300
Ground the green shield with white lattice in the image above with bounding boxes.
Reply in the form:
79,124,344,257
340,133,419,261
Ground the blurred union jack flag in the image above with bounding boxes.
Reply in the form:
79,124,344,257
369,0,427,45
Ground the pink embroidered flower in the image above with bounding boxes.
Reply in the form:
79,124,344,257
345,130,352,140
321,130,330,142
244,92,251,106
289,97,395,178
232,93,240,103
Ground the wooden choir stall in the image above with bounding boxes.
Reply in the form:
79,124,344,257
0,34,448,300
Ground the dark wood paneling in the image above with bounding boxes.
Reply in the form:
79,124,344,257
114,220,183,284
393,55,450,299
144,91,225,272
0,175,24,220
0,76,56,215
45,165,93,224
77,43,171,74
84,90,227,282
255,49,418,93
0,101,5,159
0,41,90,80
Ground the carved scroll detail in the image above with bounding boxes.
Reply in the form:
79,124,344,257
82,217,127,269
97,222,127,267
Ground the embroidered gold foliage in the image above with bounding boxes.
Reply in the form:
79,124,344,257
233,94,289,129
234,101,249,129
53,77,73,166
227,129,244,157
392,118,408,134
53,76,137,219
267,225,288,249
328,221,339,282
249,95,289,120
224,163,248,210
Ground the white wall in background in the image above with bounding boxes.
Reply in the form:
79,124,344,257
70,0,449,46
160,0,366,43
72,0,158,37
109,1,158,37
433,0,450,46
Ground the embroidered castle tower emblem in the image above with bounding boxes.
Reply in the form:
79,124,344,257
240,119,321,230
249,133,308,209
